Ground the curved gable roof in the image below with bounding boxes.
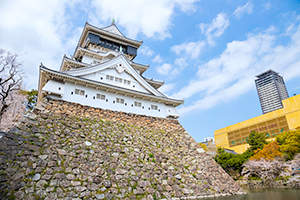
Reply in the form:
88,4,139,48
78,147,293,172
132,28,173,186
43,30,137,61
63,54,165,97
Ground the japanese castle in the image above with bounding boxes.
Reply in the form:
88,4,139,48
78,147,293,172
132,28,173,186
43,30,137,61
37,22,183,118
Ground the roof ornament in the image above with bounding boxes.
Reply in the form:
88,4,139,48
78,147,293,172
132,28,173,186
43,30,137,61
111,18,115,25
119,45,123,52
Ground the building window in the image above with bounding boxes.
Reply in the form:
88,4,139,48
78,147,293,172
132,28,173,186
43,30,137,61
116,98,125,104
75,89,85,96
93,60,101,64
106,75,114,81
71,91,73,95
96,93,106,100
134,101,142,107
100,77,103,80
124,79,131,85
106,99,108,102
115,77,122,83
151,105,158,110
58,87,61,90
93,96,95,99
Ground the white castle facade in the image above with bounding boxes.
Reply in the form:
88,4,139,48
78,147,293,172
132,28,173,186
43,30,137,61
37,22,183,118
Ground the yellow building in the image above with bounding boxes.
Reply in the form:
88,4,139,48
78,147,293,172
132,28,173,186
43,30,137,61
215,94,300,154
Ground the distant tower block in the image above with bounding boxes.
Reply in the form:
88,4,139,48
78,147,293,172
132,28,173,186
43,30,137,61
255,70,289,114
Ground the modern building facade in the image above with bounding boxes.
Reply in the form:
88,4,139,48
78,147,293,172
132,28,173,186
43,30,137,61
255,70,289,114
37,22,184,118
215,94,300,154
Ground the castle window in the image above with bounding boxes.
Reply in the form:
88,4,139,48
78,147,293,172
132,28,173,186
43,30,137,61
71,91,73,95
75,89,85,96
115,77,122,83
58,87,61,90
151,105,158,110
96,93,106,100
106,75,114,81
100,77,103,80
93,60,101,64
116,98,125,104
134,101,142,107
124,79,131,85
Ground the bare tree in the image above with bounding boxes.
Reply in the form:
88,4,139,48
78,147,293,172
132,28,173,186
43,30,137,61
0,49,24,123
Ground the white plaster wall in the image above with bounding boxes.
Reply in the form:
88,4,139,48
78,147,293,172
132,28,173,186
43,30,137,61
42,80,65,95
62,82,168,118
82,55,95,65
80,68,150,94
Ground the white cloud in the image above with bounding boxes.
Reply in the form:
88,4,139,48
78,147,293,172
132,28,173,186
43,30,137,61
174,58,188,68
233,2,254,19
90,0,199,40
172,24,300,116
199,13,230,46
156,63,173,75
139,46,154,57
263,2,271,11
171,41,206,59
152,54,163,63
158,83,175,94
0,0,81,89
0,0,199,90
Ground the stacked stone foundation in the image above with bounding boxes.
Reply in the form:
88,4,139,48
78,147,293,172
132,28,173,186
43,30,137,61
0,98,245,199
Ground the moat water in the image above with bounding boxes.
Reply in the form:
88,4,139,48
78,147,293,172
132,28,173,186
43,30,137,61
208,188,300,200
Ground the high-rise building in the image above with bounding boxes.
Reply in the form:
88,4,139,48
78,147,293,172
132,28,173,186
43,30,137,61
255,70,289,114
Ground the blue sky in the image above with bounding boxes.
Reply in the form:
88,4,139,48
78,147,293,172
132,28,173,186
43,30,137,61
1,0,300,142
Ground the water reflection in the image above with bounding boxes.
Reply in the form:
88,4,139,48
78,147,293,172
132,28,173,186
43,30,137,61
203,188,300,200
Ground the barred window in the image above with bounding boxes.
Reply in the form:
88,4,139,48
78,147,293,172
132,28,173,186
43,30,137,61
106,75,114,81
75,89,85,96
116,98,125,104
115,77,122,83
151,105,158,110
134,101,142,107
93,60,101,64
124,79,131,85
96,93,105,100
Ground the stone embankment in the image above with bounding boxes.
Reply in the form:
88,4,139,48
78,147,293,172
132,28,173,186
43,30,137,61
237,180,300,189
0,98,245,199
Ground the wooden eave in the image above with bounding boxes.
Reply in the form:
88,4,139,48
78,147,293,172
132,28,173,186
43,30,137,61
144,78,164,89
77,23,143,53
60,56,91,71
72,47,148,74
40,65,183,107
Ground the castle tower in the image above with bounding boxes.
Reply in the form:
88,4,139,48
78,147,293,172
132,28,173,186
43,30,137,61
37,22,183,118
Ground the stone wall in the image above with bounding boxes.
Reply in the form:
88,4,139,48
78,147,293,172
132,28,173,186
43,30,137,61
0,98,245,199
237,180,300,189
